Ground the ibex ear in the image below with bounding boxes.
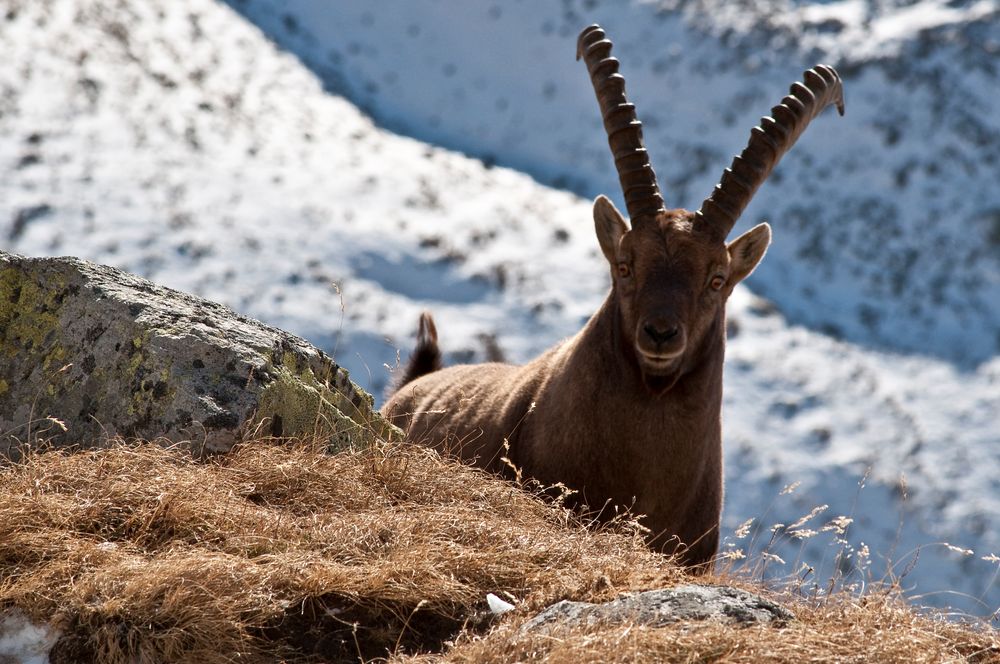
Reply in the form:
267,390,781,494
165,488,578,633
727,223,771,284
593,195,628,264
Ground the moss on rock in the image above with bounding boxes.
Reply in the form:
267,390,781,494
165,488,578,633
0,252,397,457
256,370,384,451
0,266,65,361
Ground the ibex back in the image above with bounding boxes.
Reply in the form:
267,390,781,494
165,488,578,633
382,25,844,570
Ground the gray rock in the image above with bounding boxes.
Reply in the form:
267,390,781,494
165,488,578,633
521,584,793,635
0,251,398,457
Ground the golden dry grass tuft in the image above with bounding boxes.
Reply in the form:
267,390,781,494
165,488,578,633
0,439,996,663
0,439,680,662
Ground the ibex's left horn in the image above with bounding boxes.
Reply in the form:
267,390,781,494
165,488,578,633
577,24,665,228
696,65,845,240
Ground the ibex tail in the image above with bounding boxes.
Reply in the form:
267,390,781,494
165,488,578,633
389,312,442,395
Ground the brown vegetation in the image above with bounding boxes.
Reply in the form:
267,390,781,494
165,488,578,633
0,439,679,662
0,439,996,663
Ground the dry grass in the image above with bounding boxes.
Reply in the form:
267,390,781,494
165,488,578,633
0,439,996,663
0,439,680,662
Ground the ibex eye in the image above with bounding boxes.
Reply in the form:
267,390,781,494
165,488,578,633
710,275,726,290
617,263,631,278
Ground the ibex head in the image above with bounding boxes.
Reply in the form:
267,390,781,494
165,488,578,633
578,25,844,393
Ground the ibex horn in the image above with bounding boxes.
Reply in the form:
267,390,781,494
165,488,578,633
696,65,845,240
577,24,665,227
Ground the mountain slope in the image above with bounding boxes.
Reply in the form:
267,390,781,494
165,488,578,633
2,0,999,617
226,0,1000,365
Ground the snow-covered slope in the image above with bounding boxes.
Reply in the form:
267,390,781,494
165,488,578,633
225,0,1000,366
2,0,999,618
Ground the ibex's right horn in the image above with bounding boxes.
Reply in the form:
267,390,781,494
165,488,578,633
696,65,845,240
577,24,665,228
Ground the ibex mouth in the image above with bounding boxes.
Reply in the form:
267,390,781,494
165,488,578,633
637,343,686,372
639,349,685,364
637,349,685,388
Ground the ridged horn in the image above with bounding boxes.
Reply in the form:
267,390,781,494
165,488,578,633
696,65,845,240
577,24,665,227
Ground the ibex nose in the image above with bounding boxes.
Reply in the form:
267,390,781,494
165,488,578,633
643,322,680,346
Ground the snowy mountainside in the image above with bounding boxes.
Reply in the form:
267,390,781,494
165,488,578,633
225,0,1000,365
1,0,999,617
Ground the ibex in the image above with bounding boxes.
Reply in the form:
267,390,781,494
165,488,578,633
382,25,844,569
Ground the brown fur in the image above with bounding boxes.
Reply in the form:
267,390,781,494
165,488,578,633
382,202,771,569
382,27,841,570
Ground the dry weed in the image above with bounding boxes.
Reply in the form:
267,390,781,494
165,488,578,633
0,439,680,662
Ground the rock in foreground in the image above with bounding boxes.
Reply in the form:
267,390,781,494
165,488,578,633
0,251,396,456
521,585,794,635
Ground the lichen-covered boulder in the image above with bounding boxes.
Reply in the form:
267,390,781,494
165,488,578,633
0,251,398,457
520,585,793,635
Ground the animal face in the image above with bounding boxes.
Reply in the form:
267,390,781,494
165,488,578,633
593,195,771,392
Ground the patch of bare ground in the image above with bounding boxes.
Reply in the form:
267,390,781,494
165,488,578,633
0,439,996,663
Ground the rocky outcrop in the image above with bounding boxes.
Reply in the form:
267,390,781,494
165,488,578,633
0,251,397,457
521,585,793,635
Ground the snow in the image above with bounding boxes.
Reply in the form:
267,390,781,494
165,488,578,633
792,0,999,59
227,0,1000,365
1,2,998,654
0,611,58,664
